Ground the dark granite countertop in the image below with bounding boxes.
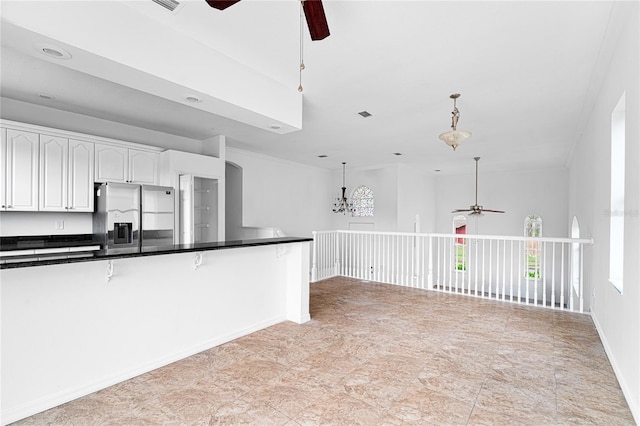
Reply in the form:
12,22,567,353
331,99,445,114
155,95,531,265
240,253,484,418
0,234,99,251
0,236,312,269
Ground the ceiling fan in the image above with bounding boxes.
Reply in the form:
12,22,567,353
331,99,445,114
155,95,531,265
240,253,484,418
205,0,330,41
452,157,505,216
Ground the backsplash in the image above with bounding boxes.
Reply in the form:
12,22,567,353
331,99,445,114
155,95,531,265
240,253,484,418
0,212,92,237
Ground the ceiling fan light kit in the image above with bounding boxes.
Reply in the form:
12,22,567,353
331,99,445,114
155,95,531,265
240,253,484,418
439,93,472,151
205,0,329,40
205,0,329,93
452,157,505,216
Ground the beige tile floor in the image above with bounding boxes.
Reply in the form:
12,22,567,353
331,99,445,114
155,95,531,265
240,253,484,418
13,276,635,425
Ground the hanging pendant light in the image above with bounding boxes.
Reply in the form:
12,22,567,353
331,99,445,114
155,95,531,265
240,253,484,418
439,93,472,151
333,162,354,214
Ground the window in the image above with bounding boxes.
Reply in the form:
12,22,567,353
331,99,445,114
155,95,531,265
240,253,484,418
524,215,542,278
453,215,467,271
351,185,374,217
609,93,625,293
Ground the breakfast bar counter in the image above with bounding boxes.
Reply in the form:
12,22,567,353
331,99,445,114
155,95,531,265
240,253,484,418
0,237,311,425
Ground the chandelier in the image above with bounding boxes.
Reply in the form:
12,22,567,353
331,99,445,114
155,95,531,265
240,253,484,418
439,93,472,151
333,162,354,214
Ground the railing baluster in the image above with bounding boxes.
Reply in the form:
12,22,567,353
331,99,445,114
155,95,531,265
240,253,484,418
488,240,493,300
551,243,556,309
579,243,584,313
542,241,547,307
509,240,514,302
517,240,522,303
560,243,565,310
312,231,590,313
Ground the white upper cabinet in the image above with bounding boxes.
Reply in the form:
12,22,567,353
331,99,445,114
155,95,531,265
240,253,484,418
128,149,159,185
95,144,158,185
39,135,68,211
95,144,128,183
68,139,95,211
40,135,94,212
3,129,39,211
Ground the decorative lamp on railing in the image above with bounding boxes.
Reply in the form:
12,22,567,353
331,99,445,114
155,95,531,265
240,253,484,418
333,162,354,214
438,93,472,151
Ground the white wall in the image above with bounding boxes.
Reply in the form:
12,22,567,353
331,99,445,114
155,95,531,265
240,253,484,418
0,212,92,236
1,242,310,424
330,164,437,233
225,147,333,238
435,167,569,237
397,165,437,233
568,2,639,421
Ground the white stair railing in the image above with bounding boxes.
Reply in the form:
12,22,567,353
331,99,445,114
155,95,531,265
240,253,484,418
311,230,593,313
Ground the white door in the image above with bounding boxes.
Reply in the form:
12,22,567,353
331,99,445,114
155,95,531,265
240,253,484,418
68,139,94,212
39,134,68,211
95,144,128,183
129,150,158,184
6,129,39,211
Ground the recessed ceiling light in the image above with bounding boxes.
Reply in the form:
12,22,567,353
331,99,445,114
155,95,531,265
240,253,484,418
393,152,402,156
35,44,72,60
318,155,328,158
37,93,55,100
269,124,281,130
358,111,372,118
434,169,441,172
183,95,202,103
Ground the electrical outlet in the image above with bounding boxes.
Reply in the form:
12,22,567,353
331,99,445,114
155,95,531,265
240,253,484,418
56,220,64,230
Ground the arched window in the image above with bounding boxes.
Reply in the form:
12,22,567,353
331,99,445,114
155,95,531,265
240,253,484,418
453,215,467,271
524,215,542,278
351,185,374,217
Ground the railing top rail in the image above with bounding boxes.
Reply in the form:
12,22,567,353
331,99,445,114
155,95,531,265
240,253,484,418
311,230,593,245
429,233,594,244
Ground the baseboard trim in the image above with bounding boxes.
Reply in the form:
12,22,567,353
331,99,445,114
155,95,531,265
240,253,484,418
590,311,639,424
1,315,286,426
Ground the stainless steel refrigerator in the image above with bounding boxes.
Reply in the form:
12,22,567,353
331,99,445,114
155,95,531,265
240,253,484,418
93,182,174,253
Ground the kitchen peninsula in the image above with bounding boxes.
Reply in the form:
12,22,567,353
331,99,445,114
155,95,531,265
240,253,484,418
0,237,311,424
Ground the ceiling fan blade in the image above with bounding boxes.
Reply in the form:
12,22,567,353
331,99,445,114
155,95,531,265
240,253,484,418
451,209,472,213
303,0,330,41
483,209,506,213
205,0,241,11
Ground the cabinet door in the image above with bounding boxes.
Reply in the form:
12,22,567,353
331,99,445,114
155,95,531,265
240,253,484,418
39,135,68,211
95,144,128,183
6,129,39,211
0,128,6,209
129,150,159,184
68,139,94,212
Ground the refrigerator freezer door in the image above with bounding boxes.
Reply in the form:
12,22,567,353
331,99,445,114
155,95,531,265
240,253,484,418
104,182,140,253
141,185,175,248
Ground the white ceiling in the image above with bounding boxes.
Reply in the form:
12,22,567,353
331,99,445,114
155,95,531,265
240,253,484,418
0,0,616,174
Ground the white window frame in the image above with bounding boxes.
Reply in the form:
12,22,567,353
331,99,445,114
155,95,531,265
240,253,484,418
524,215,542,279
351,185,374,217
453,215,467,271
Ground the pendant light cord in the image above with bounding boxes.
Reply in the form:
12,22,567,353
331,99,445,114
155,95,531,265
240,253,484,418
298,0,305,92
